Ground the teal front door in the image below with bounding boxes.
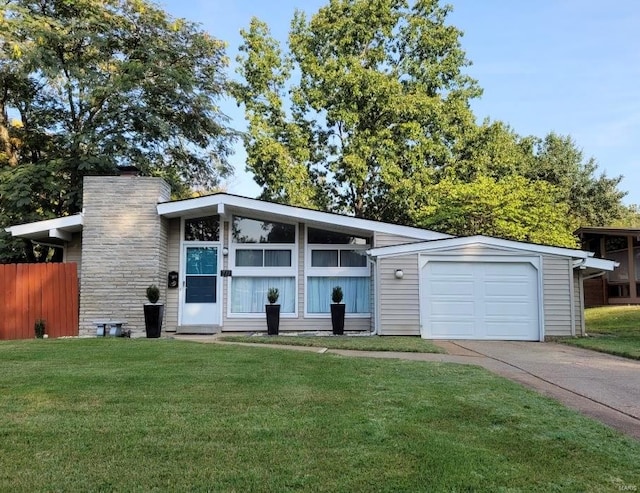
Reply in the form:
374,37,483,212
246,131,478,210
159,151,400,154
181,244,219,325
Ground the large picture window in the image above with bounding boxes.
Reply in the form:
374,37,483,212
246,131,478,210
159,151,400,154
229,216,297,316
306,227,371,315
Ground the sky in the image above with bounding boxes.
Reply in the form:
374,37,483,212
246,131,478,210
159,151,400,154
158,0,640,205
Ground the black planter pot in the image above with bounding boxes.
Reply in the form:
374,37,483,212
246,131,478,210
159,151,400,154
265,304,280,335
144,304,164,338
330,303,345,335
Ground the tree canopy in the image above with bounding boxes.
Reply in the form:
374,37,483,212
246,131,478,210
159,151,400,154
235,0,628,247
0,0,235,261
234,0,481,219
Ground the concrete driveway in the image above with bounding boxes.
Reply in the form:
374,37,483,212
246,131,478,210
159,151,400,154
438,341,640,440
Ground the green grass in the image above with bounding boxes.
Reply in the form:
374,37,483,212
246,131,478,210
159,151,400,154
562,305,640,359
218,335,444,353
1,339,639,492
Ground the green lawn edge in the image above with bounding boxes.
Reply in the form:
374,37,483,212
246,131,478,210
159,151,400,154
218,334,445,353
559,306,640,360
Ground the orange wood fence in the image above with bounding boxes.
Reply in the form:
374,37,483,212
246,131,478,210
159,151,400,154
0,263,79,340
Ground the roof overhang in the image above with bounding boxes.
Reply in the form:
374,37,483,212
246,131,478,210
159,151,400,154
575,226,640,237
573,257,619,276
367,235,597,259
5,214,83,243
157,193,452,241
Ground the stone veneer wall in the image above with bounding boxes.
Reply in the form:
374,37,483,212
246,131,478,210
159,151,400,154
78,176,171,336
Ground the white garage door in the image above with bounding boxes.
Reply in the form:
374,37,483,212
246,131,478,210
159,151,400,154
421,261,540,340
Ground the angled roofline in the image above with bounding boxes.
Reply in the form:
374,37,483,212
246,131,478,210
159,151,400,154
367,235,597,260
575,226,640,236
5,214,84,242
157,193,452,241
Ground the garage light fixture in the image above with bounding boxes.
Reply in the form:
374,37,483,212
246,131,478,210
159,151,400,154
395,269,404,279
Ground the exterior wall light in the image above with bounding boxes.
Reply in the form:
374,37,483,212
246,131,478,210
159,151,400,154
395,269,404,279
222,247,229,256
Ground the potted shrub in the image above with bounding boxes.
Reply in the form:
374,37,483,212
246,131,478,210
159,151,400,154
34,319,46,339
144,284,164,338
330,286,345,335
265,287,280,335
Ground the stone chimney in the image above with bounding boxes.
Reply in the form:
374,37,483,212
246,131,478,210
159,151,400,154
78,175,171,336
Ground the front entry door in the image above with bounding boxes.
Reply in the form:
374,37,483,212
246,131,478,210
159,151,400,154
181,244,219,325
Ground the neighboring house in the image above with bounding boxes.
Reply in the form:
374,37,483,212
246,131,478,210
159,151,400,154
575,227,640,307
6,174,616,340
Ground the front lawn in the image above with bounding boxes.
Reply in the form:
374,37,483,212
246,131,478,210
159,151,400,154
1,339,639,492
219,334,444,353
562,305,640,359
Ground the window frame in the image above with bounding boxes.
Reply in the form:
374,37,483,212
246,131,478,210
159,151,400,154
304,225,371,318
227,215,299,318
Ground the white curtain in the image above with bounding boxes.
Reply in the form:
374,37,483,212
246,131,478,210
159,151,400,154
307,277,370,313
231,277,296,313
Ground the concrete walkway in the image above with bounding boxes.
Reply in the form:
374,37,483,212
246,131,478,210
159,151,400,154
173,335,640,440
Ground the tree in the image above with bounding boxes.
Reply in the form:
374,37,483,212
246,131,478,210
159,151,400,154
523,133,625,227
235,0,629,247
412,175,578,247
235,0,480,220
0,0,235,261
610,204,640,228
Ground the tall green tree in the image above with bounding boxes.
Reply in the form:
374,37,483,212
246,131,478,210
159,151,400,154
0,0,235,261
235,0,480,219
235,0,628,247
524,133,625,227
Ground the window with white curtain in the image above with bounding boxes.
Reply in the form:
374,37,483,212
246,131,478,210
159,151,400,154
231,277,296,313
306,227,371,315
229,216,297,315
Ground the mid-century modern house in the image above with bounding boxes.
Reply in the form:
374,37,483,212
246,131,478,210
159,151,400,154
576,227,640,307
6,173,616,340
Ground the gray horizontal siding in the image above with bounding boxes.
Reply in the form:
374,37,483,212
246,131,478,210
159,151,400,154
164,218,180,332
221,317,371,333
378,254,421,336
374,232,424,248
542,255,573,337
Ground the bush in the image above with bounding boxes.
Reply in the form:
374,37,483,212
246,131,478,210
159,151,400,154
332,286,343,303
267,287,279,304
34,319,46,338
146,285,160,304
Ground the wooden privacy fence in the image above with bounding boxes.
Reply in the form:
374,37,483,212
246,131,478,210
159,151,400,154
0,263,79,340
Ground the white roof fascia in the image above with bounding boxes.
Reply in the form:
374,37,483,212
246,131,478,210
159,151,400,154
367,235,593,260
157,193,452,241
5,214,84,240
577,257,618,272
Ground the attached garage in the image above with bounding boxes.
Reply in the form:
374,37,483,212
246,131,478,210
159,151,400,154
368,236,618,341
420,258,540,340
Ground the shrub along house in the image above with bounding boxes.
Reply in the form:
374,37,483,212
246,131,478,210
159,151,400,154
6,173,616,340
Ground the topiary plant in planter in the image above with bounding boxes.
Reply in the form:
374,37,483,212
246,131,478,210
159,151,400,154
144,284,164,338
330,286,345,335
265,287,280,335
34,319,46,339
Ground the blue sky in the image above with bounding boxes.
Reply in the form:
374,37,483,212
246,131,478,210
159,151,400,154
159,0,640,205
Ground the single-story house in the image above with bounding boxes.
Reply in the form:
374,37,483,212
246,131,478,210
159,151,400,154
575,227,640,307
6,174,616,340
